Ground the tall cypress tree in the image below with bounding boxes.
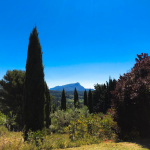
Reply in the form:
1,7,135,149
23,25,45,142
74,87,77,108
84,90,88,106
74,87,79,108
61,88,66,111
88,89,93,114
76,90,80,108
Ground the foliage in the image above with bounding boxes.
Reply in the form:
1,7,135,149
84,89,88,106
44,82,51,128
92,77,117,115
0,69,54,131
61,88,66,111
0,111,7,125
74,87,79,108
0,125,9,137
63,109,119,142
50,105,91,134
88,89,93,114
0,70,25,128
23,24,45,141
110,53,150,140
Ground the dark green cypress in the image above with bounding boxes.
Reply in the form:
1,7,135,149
88,89,93,114
23,24,45,142
61,88,66,111
84,90,88,106
76,90,80,108
74,87,77,108
74,87,79,108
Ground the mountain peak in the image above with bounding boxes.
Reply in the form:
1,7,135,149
49,82,94,91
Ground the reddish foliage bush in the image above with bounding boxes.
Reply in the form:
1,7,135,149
109,53,150,140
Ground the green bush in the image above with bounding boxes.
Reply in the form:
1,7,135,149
50,105,91,134
64,110,119,142
0,111,7,125
0,125,9,137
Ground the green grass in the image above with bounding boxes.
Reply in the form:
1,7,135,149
0,127,149,150
0,107,149,150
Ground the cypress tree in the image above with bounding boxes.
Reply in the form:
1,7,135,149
88,89,93,114
76,90,80,108
84,90,87,106
23,25,45,142
74,87,77,108
61,88,66,111
74,87,79,108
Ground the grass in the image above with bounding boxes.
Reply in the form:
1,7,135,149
0,129,149,150
0,107,150,150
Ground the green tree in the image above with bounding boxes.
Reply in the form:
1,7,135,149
74,87,79,108
84,90,87,106
61,88,66,111
0,70,54,131
88,89,93,114
44,81,51,128
0,70,26,129
23,25,45,142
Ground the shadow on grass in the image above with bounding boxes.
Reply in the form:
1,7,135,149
122,137,150,150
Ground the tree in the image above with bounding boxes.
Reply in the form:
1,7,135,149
110,53,150,140
84,90,87,106
74,87,79,108
61,88,66,111
92,77,117,115
0,70,26,129
44,81,51,128
88,89,93,114
23,25,45,142
0,70,53,131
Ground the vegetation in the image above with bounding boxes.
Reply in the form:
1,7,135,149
74,87,79,108
111,53,150,141
88,89,93,114
44,81,51,129
61,88,66,111
0,25,150,149
84,89,88,107
23,24,45,142
0,107,149,150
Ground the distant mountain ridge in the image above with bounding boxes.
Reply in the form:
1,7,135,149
49,82,94,92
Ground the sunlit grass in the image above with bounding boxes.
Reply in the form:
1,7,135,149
0,129,148,150
0,108,149,150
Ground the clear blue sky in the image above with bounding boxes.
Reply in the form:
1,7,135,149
0,0,150,89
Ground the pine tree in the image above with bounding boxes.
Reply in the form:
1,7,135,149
23,24,45,142
61,88,66,111
88,89,93,114
84,90,87,106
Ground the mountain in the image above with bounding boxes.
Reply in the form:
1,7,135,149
49,82,94,92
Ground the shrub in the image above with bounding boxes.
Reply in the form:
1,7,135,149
50,105,91,134
64,111,118,142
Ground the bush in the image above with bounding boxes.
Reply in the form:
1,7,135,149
0,125,9,137
64,111,119,142
50,105,91,134
0,111,7,125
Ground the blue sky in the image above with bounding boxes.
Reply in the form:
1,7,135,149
0,0,150,89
